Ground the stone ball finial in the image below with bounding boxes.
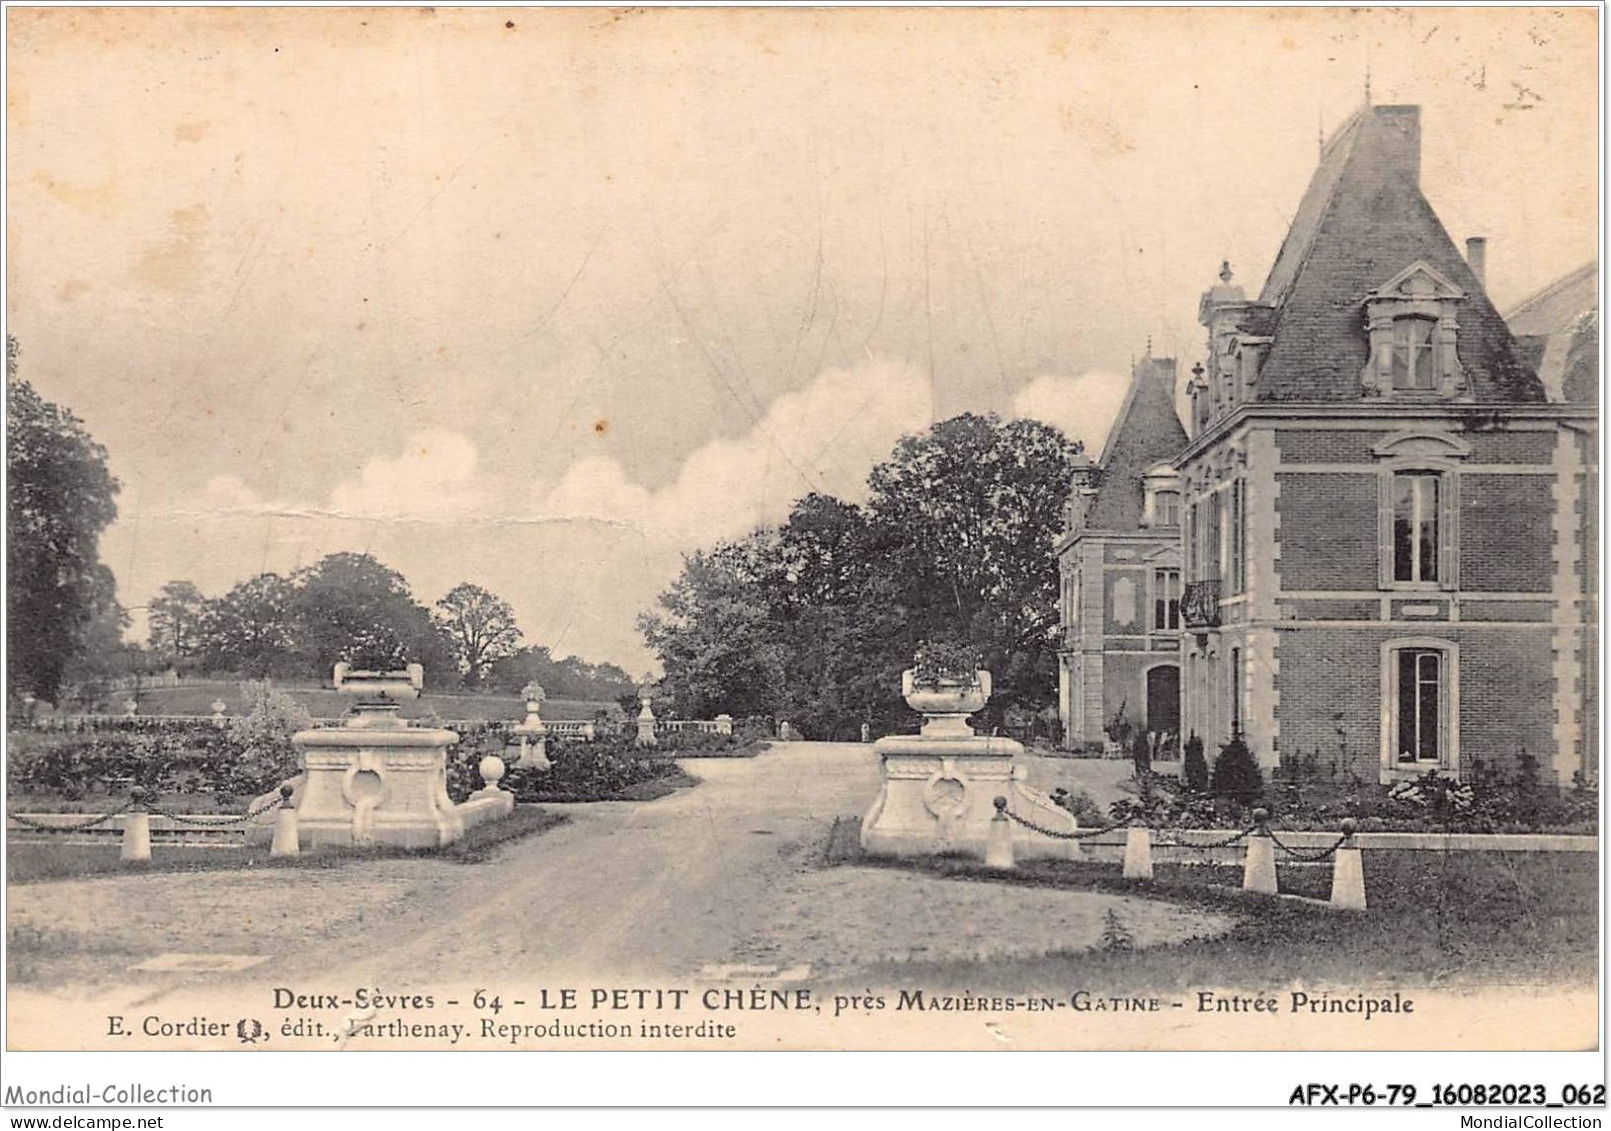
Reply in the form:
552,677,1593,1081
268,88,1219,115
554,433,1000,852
1251,806,1270,826
1340,817,1359,838
1219,260,1234,283
478,755,506,790
993,795,1008,814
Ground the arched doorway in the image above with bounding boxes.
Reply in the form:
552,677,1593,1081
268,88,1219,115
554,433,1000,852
1145,664,1181,741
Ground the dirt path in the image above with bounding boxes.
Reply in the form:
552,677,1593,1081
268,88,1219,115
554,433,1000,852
8,743,1230,1032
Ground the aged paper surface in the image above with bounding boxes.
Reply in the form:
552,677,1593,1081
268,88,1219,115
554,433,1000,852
3,5,1600,1076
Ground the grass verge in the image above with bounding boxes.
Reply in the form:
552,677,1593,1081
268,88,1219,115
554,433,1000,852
6,804,568,883
827,818,1598,993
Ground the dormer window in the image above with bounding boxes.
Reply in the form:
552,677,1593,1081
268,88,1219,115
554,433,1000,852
1391,316,1438,391
1155,490,1180,527
1361,261,1470,401
1141,466,1182,528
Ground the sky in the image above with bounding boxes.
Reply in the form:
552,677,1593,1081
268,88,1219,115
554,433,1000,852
6,7,1599,675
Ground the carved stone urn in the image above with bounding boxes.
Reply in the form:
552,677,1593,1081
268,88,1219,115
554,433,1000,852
903,668,991,737
512,680,550,771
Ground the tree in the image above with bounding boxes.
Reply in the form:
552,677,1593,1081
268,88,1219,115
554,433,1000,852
6,337,123,702
199,573,298,677
434,583,523,684
638,417,1085,737
863,413,1084,718
148,580,207,664
638,532,788,719
287,552,453,681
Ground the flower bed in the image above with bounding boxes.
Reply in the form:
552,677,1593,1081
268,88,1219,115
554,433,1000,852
443,731,689,804
1098,763,1598,836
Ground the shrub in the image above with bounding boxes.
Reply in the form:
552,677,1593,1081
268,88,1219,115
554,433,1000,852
1050,787,1105,825
1211,735,1263,806
654,728,757,755
1182,733,1209,792
1130,728,1152,780
444,732,681,803
217,682,313,801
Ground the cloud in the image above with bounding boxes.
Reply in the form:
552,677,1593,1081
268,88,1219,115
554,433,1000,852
200,430,490,522
132,358,935,673
1010,369,1131,455
534,355,933,543
329,429,486,520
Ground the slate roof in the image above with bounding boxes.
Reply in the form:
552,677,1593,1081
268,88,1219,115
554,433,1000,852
1250,105,1544,403
1504,261,1598,404
1085,357,1188,531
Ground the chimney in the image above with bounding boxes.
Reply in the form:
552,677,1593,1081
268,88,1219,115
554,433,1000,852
1465,237,1488,290
1372,104,1421,186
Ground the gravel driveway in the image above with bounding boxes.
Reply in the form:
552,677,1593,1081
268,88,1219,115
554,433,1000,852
8,743,1229,1009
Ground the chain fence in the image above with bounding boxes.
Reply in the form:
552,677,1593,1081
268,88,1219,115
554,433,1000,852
5,802,135,833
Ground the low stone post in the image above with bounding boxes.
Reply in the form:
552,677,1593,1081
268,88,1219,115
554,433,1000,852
268,783,299,857
1122,825,1154,881
715,713,733,737
985,797,1015,870
1242,807,1277,895
1329,818,1366,911
778,720,792,742
860,722,871,743
211,699,228,726
123,698,139,718
121,787,152,865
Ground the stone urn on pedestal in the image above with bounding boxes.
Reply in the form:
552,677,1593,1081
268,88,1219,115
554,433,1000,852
290,663,464,850
860,647,1077,860
635,681,658,747
511,680,551,771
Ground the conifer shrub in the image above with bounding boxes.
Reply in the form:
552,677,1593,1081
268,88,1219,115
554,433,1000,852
1182,733,1209,792
1210,734,1263,806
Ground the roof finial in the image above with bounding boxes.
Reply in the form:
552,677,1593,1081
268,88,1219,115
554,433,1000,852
1145,335,1153,358
1364,58,1372,106
1318,107,1325,159
1219,260,1234,284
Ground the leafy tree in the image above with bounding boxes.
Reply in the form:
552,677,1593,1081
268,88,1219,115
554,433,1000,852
148,580,207,664
434,582,523,684
863,413,1084,719
484,644,636,702
638,532,788,719
57,589,149,708
199,573,298,677
6,338,123,702
287,552,453,681
639,417,1085,737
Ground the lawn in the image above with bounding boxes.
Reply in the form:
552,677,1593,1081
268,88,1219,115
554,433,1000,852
6,804,569,883
831,839,1599,993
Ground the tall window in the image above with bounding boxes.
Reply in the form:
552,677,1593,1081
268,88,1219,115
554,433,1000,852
1186,504,1199,581
1153,569,1180,631
1393,471,1440,583
1395,648,1444,765
1155,490,1181,527
1391,317,1438,391
1203,494,1223,583
1229,646,1242,737
1229,480,1247,594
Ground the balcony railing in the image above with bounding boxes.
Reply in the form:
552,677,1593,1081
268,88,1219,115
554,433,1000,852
1181,580,1222,629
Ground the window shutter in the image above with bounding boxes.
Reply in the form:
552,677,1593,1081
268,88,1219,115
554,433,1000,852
1439,473,1460,589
